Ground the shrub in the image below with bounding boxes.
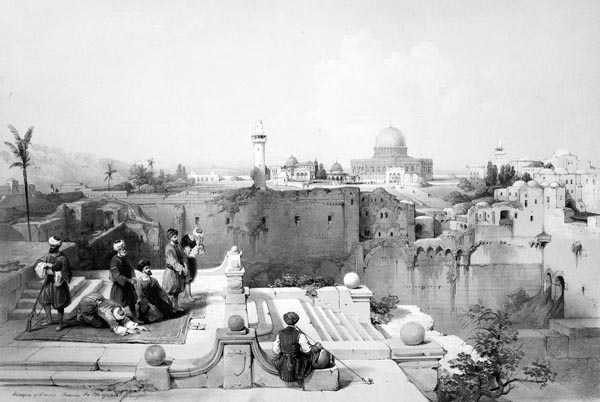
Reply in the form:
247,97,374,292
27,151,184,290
370,295,399,325
269,274,335,299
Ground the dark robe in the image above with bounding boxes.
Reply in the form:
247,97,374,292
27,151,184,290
162,242,187,296
272,327,318,382
180,234,199,283
76,292,133,331
135,276,177,323
37,250,72,309
109,254,137,308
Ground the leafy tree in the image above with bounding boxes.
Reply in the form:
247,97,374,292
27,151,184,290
175,164,183,179
316,163,328,180
543,162,554,169
147,157,154,171
443,191,471,205
128,163,154,187
104,162,117,191
112,181,134,192
485,161,498,187
521,172,532,182
4,125,34,241
157,169,165,185
498,164,516,187
458,178,475,192
182,166,187,180
437,304,554,402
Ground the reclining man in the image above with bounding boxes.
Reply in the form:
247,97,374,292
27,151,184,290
76,292,148,336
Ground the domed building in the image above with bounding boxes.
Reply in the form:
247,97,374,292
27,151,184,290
269,154,318,182
350,126,433,184
327,161,351,184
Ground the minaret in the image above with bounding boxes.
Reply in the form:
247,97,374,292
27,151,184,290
494,138,506,166
251,120,267,190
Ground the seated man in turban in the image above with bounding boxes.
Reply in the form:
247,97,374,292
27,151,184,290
135,259,179,323
272,311,331,382
76,292,148,336
34,236,72,331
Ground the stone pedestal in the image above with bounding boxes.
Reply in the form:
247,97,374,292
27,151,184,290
349,287,373,322
303,366,339,391
223,345,252,389
136,358,171,391
223,247,249,327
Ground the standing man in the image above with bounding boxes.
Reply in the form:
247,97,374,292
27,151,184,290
162,229,188,311
35,236,72,331
109,240,137,320
180,227,205,302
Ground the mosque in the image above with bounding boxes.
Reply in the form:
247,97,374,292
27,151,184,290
350,126,433,184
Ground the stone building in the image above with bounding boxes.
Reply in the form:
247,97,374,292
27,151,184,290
270,155,317,182
327,162,351,184
358,187,415,243
350,126,433,184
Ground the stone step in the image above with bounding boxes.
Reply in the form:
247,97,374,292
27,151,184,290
265,299,286,335
9,279,103,321
362,322,387,341
17,277,88,309
347,316,375,341
549,318,600,338
301,300,334,342
334,312,363,341
313,306,343,342
252,298,273,337
322,308,352,341
22,277,87,299
272,298,322,342
0,369,134,387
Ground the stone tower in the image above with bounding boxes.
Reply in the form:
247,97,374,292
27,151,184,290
494,138,506,167
251,121,268,190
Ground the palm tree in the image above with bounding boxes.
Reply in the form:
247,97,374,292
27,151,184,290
104,162,117,191
4,125,34,241
147,158,155,171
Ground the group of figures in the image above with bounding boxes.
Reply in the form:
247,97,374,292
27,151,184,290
33,227,205,335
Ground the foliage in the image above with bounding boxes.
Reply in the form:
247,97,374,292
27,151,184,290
443,191,472,205
502,288,531,314
498,164,517,186
521,172,532,182
316,163,328,179
104,162,117,191
215,186,259,215
128,163,154,187
437,304,554,402
370,295,399,325
4,125,34,241
458,178,475,192
112,181,134,192
269,273,335,299
485,161,498,187
544,162,554,169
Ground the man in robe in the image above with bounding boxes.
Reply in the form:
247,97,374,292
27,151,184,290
272,311,330,382
135,259,179,323
180,227,205,302
109,240,137,319
76,292,147,336
35,236,72,331
162,228,188,311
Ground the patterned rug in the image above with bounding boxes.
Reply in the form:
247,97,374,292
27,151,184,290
15,312,193,344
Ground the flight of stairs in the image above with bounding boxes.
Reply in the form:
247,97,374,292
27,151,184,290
248,296,387,343
9,276,107,321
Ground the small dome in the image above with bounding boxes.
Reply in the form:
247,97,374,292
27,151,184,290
375,126,406,148
284,155,298,167
540,181,550,187
539,168,555,175
330,162,343,173
513,180,526,188
527,180,540,187
554,148,571,157
277,171,288,179
550,181,559,188
476,201,490,208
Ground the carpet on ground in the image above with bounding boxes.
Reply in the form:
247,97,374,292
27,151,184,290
14,312,194,344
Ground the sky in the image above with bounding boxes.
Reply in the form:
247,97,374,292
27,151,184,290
1,0,599,173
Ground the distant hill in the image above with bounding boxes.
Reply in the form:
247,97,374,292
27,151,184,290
0,143,129,191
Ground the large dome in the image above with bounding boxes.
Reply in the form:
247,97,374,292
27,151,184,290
375,126,406,148
330,162,343,173
284,154,298,167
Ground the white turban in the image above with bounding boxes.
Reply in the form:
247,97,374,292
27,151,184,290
113,240,125,252
48,236,62,247
112,306,126,320
193,227,203,237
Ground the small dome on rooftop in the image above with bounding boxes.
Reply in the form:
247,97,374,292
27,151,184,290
330,162,343,173
284,155,298,167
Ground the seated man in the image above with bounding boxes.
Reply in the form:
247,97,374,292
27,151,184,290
76,292,148,336
135,259,180,323
272,311,331,382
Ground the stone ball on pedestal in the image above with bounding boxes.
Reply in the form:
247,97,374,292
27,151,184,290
144,344,166,366
400,321,425,345
343,272,361,289
228,314,245,331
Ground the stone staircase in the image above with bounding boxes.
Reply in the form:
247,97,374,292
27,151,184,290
248,295,387,343
8,276,106,321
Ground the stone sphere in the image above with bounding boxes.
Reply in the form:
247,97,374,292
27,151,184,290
144,344,166,366
228,315,245,331
343,272,361,289
400,321,425,346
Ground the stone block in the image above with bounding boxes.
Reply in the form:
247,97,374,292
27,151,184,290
223,344,252,389
568,337,600,359
303,366,339,391
251,359,300,388
171,373,209,389
550,318,600,338
206,359,224,388
225,292,247,304
517,330,546,364
536,329,569,359
136,358,171,391
324,341,390,360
